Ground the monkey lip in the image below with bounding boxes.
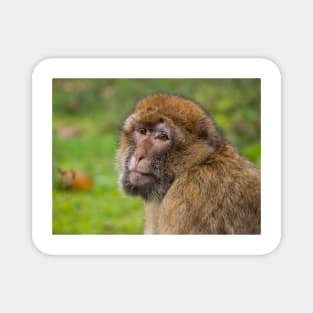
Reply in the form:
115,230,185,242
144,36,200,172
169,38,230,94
129,170,154,185
129,170,152,176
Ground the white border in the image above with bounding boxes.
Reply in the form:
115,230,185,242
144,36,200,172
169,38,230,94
32,58,281,255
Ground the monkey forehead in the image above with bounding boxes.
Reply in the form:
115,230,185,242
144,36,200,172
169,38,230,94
134,94,207,129
122,111,173,134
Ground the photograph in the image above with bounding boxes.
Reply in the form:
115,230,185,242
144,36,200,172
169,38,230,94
32,58,281,255
53,78,261,235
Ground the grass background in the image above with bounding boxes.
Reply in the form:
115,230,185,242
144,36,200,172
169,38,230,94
53,79,260,234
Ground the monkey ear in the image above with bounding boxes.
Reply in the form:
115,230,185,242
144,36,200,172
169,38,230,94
197,118,210,140
122,114,136,134
197,118,224,148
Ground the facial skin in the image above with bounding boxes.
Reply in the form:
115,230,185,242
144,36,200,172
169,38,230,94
120,122,175,201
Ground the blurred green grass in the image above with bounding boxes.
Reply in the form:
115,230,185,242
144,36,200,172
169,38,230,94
53,79,260,234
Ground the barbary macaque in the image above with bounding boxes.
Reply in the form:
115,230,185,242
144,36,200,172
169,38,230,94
117,94,260,234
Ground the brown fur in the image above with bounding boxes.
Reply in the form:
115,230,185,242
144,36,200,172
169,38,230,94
117,94,260,234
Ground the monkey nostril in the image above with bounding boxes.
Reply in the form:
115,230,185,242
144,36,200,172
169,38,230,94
138,156,145,162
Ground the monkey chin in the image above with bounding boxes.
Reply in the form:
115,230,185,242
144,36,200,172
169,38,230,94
121,171,162,201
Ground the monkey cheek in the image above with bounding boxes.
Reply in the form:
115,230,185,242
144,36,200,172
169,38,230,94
129,172,152,186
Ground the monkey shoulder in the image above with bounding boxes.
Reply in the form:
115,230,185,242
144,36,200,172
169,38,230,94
165,153,260,205
158,148,260,234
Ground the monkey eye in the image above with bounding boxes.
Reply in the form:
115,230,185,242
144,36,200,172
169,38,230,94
156,132,169,141
136,127,147,135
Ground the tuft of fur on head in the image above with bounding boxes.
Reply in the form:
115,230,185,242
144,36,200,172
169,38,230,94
135,94,224,147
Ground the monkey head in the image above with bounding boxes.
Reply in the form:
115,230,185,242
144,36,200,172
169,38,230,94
117,94,224,201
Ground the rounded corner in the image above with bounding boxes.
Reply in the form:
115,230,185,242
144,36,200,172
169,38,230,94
31,234,54,256
32,57,55,79
260,233,282,256
257,57,282,79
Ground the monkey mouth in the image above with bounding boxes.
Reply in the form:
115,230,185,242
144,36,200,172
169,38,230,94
121,170,169,201
128,170,155,186
130,170,152,176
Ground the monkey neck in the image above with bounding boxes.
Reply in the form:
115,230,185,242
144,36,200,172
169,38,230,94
144,200,161,234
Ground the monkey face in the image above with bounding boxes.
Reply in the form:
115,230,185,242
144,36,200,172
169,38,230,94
117,94,224,201
120,121,175,201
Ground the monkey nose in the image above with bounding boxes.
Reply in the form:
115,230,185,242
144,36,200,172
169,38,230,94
134,148,146,164
128,154,145,171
